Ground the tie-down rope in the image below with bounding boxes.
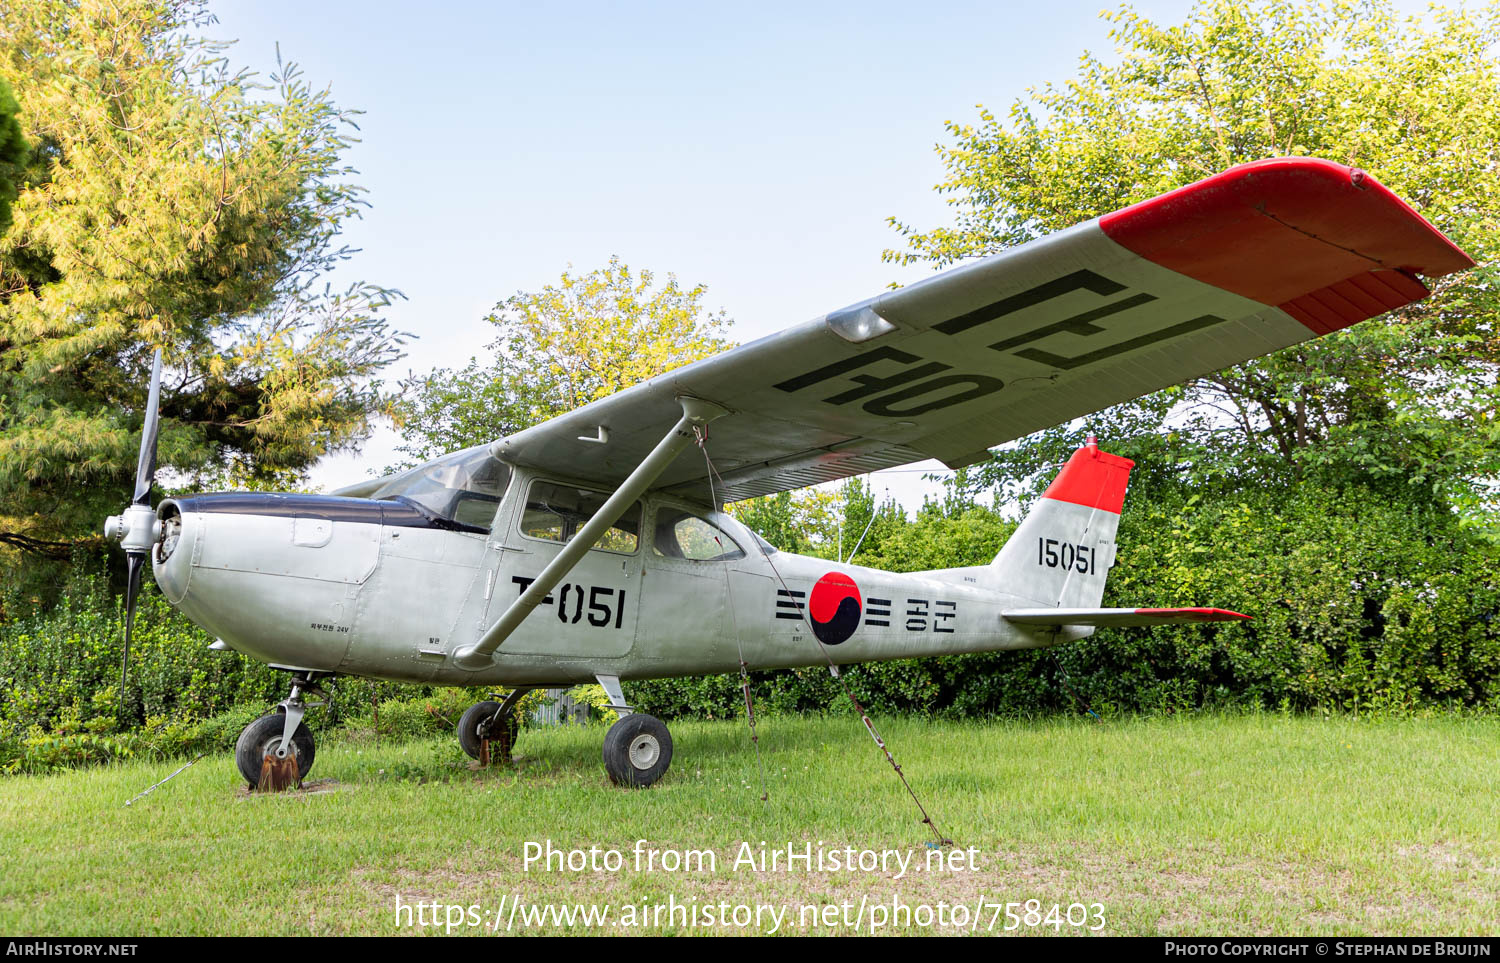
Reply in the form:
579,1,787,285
694,426,769,804
692,427,952,847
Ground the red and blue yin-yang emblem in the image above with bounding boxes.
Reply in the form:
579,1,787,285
809,572,862,645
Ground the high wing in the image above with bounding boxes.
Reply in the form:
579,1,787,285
485,158,1471,503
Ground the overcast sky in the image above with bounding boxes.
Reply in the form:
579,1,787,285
213,0,1224,509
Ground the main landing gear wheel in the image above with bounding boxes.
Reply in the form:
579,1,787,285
235,713,315,787
458,700,518,763
602,713,672,787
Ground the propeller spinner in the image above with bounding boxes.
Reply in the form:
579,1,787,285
102,348,165,716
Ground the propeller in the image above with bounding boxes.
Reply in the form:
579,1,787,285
103,348,164,719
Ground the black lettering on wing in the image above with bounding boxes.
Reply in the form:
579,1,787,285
771,269,1230,420
1017,314,1229,370
934,269,1126,336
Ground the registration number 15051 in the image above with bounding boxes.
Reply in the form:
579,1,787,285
1038,538,1095,575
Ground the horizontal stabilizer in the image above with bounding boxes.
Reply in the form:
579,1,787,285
1002,607,1251,627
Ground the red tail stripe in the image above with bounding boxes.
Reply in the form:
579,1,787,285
1042,445,1134,515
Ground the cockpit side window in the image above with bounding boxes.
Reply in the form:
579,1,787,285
520,481,641,554
748,529,778,556
651,507,745,562
716,509,777,555
369,446,512,532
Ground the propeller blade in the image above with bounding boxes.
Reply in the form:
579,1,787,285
132,348,162,507
120,551,144,717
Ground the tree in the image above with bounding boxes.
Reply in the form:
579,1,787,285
394,257,731,463
728,477,908,562
726,491,815,555
0,76,23,234
886,0,1500,517
0,0,408,558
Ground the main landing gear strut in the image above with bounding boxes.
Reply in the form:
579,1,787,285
595,674,673,788
235,673,328,789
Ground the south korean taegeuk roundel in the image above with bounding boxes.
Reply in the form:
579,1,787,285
809,572,862,645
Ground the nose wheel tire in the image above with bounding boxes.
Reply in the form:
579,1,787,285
235,713,316,787
602,713,672,787
458,700,518,761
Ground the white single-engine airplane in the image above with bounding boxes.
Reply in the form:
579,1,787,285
103,158,1473,788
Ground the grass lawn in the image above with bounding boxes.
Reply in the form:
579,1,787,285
1,713,1496,936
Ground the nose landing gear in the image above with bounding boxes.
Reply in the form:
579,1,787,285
235,674,328,790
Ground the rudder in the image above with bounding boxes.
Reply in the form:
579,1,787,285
990,438,1133,609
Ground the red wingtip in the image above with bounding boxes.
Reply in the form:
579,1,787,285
1041,442,1134,515
1099,157,1473,335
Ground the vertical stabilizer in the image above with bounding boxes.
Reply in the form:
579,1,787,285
990,438,1133,609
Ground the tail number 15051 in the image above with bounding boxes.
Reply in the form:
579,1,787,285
1038,538,1096,575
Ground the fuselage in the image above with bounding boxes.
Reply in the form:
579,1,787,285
152,456,1081,687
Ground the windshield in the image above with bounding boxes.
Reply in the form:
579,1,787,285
370,445,512,531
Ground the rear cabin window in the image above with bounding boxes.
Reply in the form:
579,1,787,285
521,481,641,554
652,508,745,562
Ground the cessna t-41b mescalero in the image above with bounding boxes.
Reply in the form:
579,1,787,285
103,158,1473,788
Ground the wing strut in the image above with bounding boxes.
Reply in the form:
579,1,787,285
451,396,729,670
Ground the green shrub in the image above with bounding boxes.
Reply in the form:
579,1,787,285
4,481,1498,773
0,556,475,767
631,485,1500,720
338,688,546,742
0,557,289,734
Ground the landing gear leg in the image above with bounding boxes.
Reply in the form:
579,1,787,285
235,674,328,790
458,688,532,765
594,674,672,788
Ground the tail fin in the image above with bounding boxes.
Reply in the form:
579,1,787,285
990,438,1133,609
